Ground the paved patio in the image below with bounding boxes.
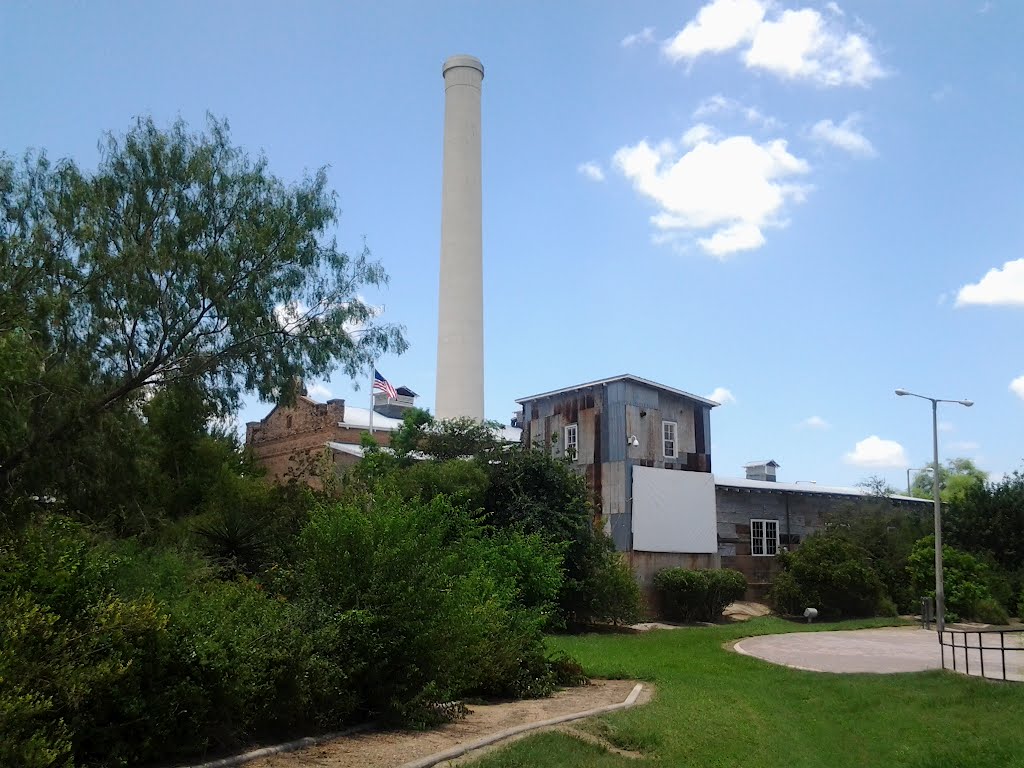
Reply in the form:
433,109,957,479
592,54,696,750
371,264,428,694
733,626,1024,680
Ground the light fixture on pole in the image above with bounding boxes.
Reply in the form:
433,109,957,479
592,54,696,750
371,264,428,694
895,388,973,635
906,466,934,497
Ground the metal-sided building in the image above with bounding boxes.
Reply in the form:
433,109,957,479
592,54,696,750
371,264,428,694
516,375,721,599
516,375,931,604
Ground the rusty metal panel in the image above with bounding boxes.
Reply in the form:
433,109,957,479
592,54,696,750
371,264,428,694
609,511,632,551
601,461,627,517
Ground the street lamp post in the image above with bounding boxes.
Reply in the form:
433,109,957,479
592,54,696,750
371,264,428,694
895,389,973,635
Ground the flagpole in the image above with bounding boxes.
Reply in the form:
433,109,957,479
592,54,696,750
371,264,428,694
368,361,375,434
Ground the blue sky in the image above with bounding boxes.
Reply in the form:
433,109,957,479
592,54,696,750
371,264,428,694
3,1,1022,489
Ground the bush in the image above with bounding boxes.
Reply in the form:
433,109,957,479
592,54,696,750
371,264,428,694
3,499,579,767
878,596,900,618
482,446,642,626
769,533,885,619
654,568,747,623
1018,590,1024,620
908,536,1001,623
295,490,564,721
974,597,1009,626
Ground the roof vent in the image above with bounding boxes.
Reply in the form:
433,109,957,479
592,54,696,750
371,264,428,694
744,460,780,482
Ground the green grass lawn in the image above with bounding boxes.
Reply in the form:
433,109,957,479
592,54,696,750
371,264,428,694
466,618,1024,768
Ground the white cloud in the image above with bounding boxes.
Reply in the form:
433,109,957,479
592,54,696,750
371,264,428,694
745,9,884,86
844,435,909,468
614,132,810,257
621,27,656,47
810,114,876,156
664,0,766,61
1011,375,1024,400
955,259,1024,307
825,1,844,16
693,94,781,129
706,386,736,404
307,382,333,401
665,0,885,87
577,161,605,182
800,415,830,429
681,123,718,146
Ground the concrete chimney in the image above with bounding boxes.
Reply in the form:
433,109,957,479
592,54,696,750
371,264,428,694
435,54,485,421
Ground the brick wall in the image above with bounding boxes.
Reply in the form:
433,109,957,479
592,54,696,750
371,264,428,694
245,396,391,485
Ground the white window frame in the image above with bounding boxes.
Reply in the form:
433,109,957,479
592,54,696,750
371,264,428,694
662,420,677,459
750,519,779,557
564,423,578,462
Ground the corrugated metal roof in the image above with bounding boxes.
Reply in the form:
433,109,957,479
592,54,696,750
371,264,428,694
714,475,928,504
516,374,719,408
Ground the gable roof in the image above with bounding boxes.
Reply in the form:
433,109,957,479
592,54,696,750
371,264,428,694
516,374,718,408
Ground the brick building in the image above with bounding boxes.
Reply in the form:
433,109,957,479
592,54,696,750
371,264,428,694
245,393,406,484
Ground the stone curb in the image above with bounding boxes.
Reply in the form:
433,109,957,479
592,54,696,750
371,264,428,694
177,723,374,768
398,683,644,768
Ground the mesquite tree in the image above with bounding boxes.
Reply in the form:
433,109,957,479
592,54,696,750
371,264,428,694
0,117,406,507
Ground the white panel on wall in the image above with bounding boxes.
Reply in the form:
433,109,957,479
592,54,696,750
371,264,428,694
632,466,717,553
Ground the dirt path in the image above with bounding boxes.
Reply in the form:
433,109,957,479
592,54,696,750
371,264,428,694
244,680,644,768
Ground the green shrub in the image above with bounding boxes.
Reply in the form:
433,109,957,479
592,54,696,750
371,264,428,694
974,597,1010,626
908,536,1001,623
878,596,899,618
768,571,803,616
1017,590,1024,620
573,535,642,627
769,533,885,619
654,568,747,623
296,490,565,721
482,447,642,626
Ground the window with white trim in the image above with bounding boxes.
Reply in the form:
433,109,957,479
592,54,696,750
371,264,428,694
564,423,578,461
750,519,779,556
662,420,677,459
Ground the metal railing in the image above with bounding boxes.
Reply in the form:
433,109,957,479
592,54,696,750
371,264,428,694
939,628,1024,682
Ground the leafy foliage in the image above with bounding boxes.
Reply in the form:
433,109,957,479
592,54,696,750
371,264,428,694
910,457,987,503
769,533,886,619
654,568,747,623
481,445,640,626
945,470,1024,575
825,506,931,612
907,536,1006,623
0,116,405,508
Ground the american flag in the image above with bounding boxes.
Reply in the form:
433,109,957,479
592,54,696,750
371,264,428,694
373,369,398,401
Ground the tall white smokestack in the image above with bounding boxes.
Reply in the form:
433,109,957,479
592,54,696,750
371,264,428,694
436,54,484,421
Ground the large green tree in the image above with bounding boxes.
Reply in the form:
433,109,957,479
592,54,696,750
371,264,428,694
946,470,1024,575
0,117,405,507
911,457,987,503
